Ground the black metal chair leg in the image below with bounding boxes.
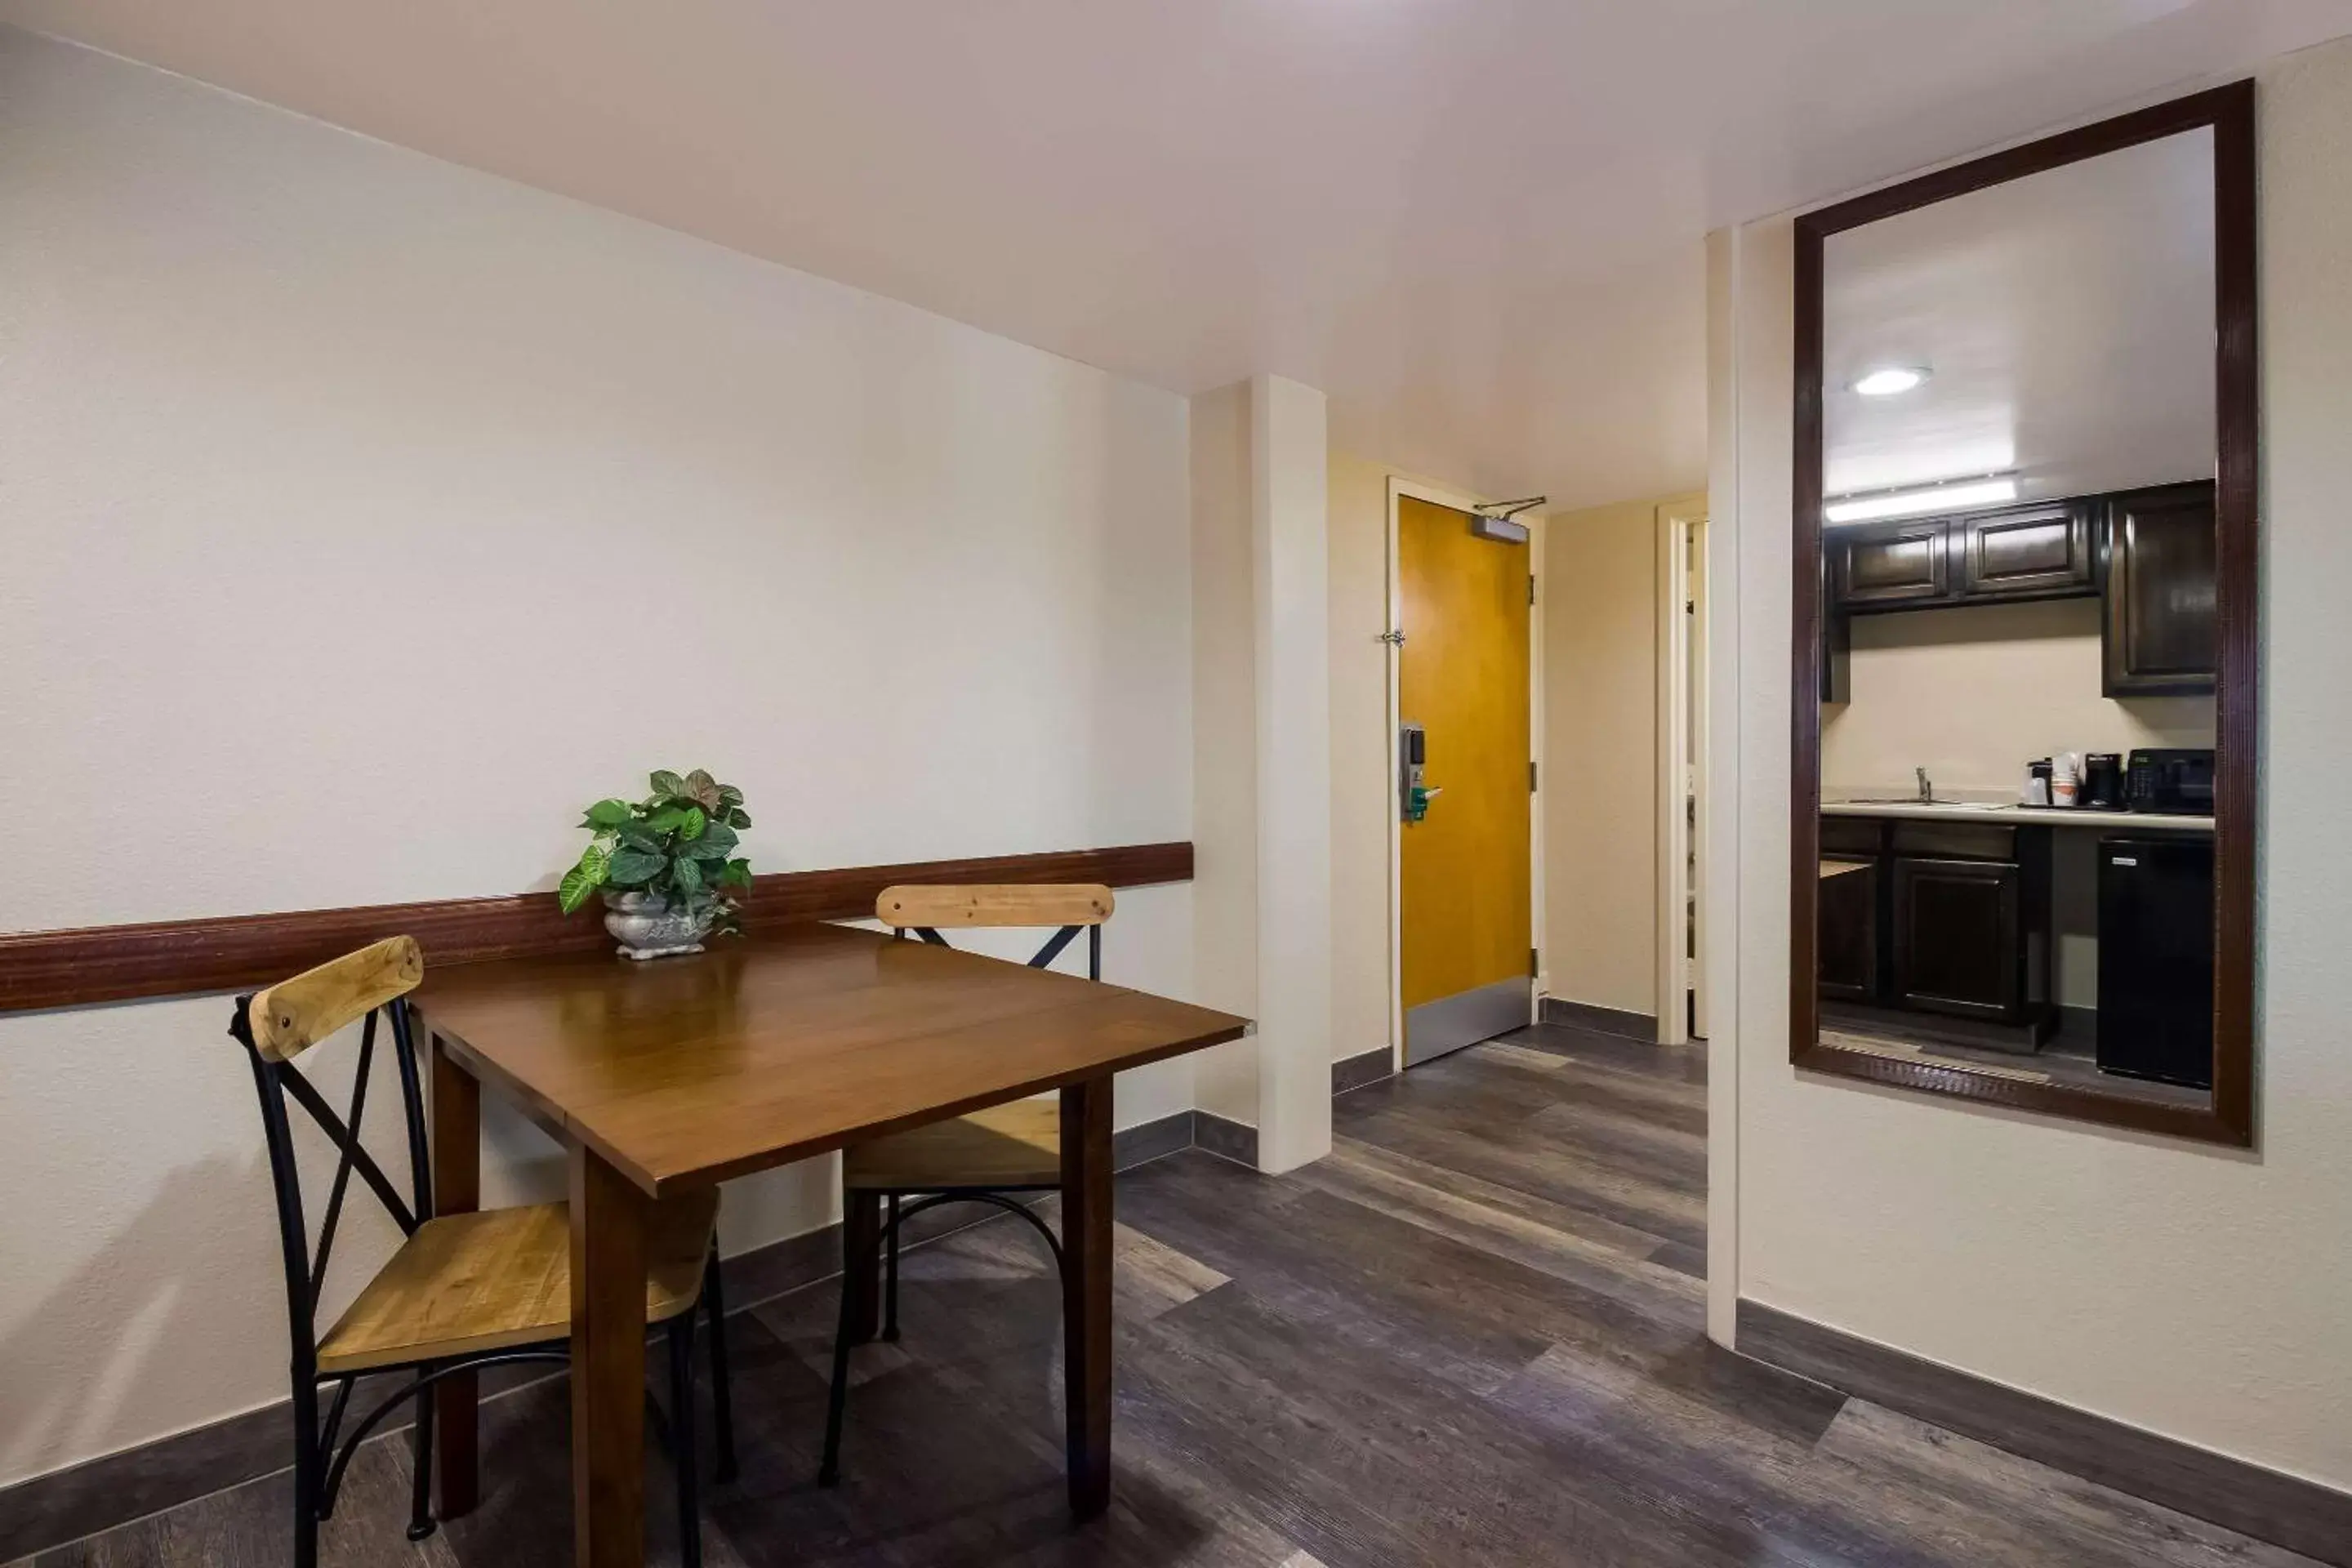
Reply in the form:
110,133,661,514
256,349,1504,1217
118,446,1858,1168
405,1370,436,1541
290,1390,322,1568
702,1248,738,1485
669,1317,702,1568
818,1227,869,1487
882,1194,902,1343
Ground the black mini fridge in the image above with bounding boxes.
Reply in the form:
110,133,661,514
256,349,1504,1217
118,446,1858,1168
2096,837,2215,1089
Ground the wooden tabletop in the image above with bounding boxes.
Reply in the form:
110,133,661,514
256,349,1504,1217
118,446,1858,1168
412,921,1247,1197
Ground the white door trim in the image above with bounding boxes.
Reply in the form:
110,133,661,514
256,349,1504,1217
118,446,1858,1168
1656,504,1708,1045
1384,475,1541,1076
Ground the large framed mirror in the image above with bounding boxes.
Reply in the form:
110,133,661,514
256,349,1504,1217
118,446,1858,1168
1791,84,2256,1146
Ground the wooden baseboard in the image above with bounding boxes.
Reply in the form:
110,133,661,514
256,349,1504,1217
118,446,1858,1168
1538,996,1656,1040
0,840,1194,1014
1330,1046,1394,1097
0,1107,1202,1561
1736,1300,2352,1565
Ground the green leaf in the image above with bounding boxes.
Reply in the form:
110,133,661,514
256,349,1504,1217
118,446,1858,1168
672,855,704,896
719,858,753,889
649,769,684,799
607,847,666,886
647,807,693,835
558,846,610,914
683,822,735,860
679,805,706,841
727,808,751,830
583,798,634,829
614,820,662,853
717,785,744,809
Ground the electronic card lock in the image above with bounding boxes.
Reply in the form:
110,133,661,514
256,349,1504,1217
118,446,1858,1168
1400,722,1440,824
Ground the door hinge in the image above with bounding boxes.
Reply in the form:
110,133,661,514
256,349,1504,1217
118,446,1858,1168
1529,576,1538,606
1377,629,1406,646
1530,947,1540,977
1529,760,1539,792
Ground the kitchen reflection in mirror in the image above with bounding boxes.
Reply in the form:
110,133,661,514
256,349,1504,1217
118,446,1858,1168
1793,86,2257,1144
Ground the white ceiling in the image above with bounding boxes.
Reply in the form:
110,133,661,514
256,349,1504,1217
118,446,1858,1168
1824,128,2217,506
6,0,2347,509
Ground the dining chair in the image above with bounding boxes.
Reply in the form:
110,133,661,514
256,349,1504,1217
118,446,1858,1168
229,936,737,1568
817,883,1114,1486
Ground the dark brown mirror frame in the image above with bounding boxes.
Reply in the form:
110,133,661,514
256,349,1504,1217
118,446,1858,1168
1790,82,2258,1147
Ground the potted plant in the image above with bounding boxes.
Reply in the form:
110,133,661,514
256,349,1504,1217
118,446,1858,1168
559,769,754,960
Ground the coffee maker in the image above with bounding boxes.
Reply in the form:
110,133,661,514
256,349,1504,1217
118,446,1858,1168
2081,753,2124,810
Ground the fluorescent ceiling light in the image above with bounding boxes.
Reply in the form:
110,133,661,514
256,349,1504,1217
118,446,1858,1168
1825,477,2016,523
1851,366,1930,396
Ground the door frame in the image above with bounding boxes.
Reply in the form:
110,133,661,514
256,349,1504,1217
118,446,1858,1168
1657,505,1709,1044
1385,475,1546,1073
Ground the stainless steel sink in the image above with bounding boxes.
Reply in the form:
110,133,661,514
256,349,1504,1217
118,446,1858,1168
1834,798,2011,811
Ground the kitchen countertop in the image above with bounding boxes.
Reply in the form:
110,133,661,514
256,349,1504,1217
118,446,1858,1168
1822,798,2214,832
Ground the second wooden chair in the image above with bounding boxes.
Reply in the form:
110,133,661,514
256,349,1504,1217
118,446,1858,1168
817,883,1114,1486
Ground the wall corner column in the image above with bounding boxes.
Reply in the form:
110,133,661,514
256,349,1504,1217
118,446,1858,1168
1250,374,1334,1173
1187,374,1334,1174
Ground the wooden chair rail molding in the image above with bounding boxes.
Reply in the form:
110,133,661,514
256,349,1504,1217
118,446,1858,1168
0,841,1193,1015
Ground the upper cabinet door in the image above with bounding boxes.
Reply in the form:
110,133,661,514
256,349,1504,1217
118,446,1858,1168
1831,519,1949,609
1956,501,2096,600
2104,481,2216,696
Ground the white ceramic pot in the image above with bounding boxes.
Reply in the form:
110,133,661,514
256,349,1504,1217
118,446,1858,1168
602,890,717,961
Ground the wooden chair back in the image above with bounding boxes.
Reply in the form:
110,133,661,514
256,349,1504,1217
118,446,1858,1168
247,936,424,1061
874,884,1114,979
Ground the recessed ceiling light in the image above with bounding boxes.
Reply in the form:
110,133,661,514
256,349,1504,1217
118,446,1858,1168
1852,366,1930,397
1825,477,2016,524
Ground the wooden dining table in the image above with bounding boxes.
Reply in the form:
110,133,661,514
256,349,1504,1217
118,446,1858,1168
408,920,1249,1568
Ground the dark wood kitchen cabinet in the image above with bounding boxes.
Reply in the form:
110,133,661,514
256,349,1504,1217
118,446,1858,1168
1829,501,2098,615
1891,856,2023,1022
1956,501,2095,599
1817,814,2053,1048
1829,519,1949,608
1818,858,1879,1000
2103,480,2216,696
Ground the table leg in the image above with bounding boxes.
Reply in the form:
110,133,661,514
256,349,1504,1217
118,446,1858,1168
570,1143,650,1568
1059,1075,1114,1520
842,1189,884,1344
428,1032,481,1519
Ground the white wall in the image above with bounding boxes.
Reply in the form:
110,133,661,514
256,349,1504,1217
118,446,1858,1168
1711,37,2352,1493
1824,597,2214,793
1325,451,1399,1067
1189,383,1259,1123
1540,494,1699,1019
0,29,1198,1488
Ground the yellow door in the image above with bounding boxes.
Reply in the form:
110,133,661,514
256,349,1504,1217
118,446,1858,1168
1398,496,1533,1065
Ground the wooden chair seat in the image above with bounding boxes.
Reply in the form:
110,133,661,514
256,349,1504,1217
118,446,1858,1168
316,1190,718,1375
840,1099,1061,1192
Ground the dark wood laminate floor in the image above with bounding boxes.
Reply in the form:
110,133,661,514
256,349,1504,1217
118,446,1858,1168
20,1023,2316,1567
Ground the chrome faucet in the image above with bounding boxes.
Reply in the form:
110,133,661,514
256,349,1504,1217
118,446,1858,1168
1916,766,1934,804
